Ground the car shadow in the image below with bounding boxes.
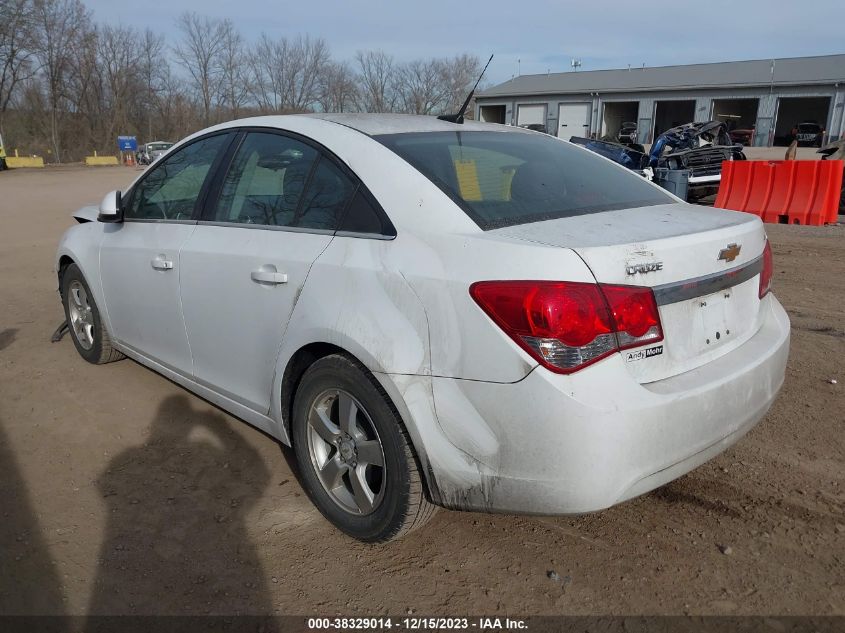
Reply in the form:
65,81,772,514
0,328,18,352
0,417,66,616
87,394,275,616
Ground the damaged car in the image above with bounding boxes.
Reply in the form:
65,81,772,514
648,121,746,201
56,114,788,542
573,121,746,202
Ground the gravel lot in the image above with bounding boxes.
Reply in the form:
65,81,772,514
1,165,843,616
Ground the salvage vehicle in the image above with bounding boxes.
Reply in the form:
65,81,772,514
568,136,651,174
728,127,755,146
617,121,638,145
791,122,825,147
56,113,789,542
573,121,744,202
648,121,746,201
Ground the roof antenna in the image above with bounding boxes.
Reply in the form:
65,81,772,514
438,53,494,124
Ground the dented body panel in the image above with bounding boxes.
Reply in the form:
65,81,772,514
56,113,790,517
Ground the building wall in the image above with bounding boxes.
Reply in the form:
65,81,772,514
477,83,843,146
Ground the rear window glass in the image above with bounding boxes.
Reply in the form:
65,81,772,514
375,131,672,230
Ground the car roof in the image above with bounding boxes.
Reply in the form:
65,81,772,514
301,112,522,135
211,113,527,137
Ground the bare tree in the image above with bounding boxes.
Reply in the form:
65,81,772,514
216,21,249,119
288,35,330,111
65,22,100,150
139,28,167,140
3,1,486,162
355,50,397,113
173,12,229,126
395,58,449,115
32,0,90,162
249,34,282,112
440,53,482,114
250,34,329,113
97,24,142,143
0,0,38,141
318,61,358,113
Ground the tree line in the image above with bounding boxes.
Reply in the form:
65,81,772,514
0,0,483,162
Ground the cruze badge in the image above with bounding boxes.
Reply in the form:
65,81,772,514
718,243,741,262
626,262,663,275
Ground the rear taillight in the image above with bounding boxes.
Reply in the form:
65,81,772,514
470,281,663,374
759,240,773,298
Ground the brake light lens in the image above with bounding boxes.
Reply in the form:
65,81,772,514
600,284,663,349
470,281,663,374
759,240,773,298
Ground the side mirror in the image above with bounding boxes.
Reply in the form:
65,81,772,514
98,190,123,223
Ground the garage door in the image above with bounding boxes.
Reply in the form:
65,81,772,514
557,103,590,139
517,104,546,126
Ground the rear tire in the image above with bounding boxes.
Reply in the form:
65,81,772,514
61,263,124,364
291,354,436,542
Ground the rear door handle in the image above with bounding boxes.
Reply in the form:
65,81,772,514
151,255,173,271
251,267,288,285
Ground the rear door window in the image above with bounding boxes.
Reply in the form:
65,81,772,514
213,132,318,227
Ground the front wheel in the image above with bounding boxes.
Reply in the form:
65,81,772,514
61,263,124,364
291,354,436,542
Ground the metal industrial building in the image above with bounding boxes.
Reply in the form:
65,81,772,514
475,54,845,146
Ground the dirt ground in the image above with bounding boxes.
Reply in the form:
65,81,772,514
1,164,843,617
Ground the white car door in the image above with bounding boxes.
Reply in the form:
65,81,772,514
178,130,358,413
99,133,233,374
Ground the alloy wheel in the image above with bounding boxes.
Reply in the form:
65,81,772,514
306,389,386,515
67,280,94,350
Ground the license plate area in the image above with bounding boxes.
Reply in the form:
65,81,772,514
695,290,734,353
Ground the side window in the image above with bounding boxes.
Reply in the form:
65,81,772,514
126,134,229,220
213,132,318,227
295,157,356,231
339,189,393,236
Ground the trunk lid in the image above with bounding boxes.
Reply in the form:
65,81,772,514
491,203,768,382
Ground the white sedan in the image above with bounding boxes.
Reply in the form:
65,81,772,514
56,114,790,542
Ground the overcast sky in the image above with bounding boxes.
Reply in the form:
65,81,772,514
87,0,844,85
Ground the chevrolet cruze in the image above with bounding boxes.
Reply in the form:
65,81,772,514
56,114,790,541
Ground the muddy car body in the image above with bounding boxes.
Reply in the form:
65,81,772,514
55,114,789,541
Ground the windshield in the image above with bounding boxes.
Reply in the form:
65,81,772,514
375,130,672,230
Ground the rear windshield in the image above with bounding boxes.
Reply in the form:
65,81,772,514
375,130,672,230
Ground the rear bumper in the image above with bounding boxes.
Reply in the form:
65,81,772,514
424,295,790,514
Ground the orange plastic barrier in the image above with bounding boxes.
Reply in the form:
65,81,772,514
714,159,843,225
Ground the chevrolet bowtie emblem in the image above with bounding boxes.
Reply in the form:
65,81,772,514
718,243,741,263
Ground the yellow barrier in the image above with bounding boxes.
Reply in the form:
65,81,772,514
5,156,44,168
85,155,119,166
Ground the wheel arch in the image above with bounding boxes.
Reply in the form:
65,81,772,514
57,254,75,296
277,340,440,504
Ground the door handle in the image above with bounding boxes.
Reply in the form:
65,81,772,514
251,267,288,285
151,255,173,271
